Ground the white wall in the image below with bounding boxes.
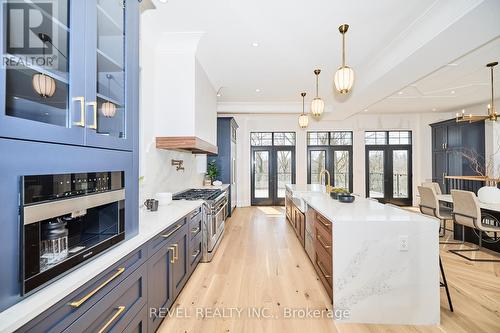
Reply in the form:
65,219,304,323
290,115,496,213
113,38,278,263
224,111,456,207
195,60,217,145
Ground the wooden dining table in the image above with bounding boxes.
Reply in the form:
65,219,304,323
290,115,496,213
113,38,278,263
437,194,500,213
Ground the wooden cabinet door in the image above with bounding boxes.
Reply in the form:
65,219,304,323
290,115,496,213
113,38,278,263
147,243,174,333
171,227,189,299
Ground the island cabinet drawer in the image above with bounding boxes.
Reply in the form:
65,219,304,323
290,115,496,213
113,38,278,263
63,263,147,333
189,210,202,240
149,217,187,255
314,211,332,234
314,243,333,299
18,245,147,333
314,223,332,257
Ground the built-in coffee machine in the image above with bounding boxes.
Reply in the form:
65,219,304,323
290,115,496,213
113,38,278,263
21,171,125,294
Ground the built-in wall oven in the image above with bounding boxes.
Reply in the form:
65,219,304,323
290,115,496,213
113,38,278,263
21,171,125,294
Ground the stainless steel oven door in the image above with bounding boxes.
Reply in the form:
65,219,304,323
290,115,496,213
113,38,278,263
208,200,227,251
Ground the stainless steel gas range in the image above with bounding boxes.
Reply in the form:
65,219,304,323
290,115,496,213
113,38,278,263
173,188,228,262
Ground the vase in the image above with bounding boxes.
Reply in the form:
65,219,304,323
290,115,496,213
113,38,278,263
477,186,500,204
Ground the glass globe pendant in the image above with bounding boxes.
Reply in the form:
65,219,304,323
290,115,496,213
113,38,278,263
334,24,355,94
101,74,117,118
311,69,324,117
298,92,309,128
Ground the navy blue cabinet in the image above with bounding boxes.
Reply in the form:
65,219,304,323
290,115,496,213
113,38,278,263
208,117,238,216
0,0,138,151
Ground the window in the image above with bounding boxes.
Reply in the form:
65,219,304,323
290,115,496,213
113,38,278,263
251,132,295,146
365,131,412,145
330,131,352,146
307,131,353,191
307,132,329,145
389,131,412,145
273,132,296,146
365,131,387,145
251,132,272,146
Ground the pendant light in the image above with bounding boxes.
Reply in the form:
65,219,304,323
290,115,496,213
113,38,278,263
311,69,325,117
456,62,498,123
32,33,56,98
101,74,117,118
334,24,354,94
298,92,309,128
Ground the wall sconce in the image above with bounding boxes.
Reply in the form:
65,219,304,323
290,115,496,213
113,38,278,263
171,159,185,171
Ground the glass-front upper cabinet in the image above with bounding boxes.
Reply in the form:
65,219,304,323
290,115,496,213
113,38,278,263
0,0,138,150
0,0,86,145
84,0,137,150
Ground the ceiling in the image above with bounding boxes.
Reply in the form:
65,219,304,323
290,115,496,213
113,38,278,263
367,37,500,114
143,0,500,119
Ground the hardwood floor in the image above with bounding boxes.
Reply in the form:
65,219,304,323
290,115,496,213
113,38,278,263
158,207,500,333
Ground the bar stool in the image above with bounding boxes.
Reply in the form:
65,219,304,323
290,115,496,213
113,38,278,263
385,202,454,312
449,190,500,262
417,186,455,241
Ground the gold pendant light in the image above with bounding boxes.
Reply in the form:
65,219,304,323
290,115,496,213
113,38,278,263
456,62,498,123
334,24,354,94
298,92,309,128
311,69,325,117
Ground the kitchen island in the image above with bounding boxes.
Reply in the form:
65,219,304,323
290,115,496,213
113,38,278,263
286,184,440,325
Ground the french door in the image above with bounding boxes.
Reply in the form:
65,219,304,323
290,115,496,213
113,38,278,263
251,147,295,206
366,146,412,205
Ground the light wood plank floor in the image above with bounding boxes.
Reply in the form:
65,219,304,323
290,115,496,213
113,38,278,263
158,207,500,333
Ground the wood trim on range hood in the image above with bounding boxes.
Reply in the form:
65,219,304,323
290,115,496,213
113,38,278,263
156,136,218,155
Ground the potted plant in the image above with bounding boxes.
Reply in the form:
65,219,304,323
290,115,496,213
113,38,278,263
331,187,349,200
207,161,219,185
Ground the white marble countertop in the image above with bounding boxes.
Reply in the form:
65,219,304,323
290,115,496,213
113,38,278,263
286,184,440,325
0,200,203,333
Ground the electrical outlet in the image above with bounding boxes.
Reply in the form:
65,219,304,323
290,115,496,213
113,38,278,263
399,235,409,252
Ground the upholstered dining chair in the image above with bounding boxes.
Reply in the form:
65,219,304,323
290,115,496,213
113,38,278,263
418,186,455,241
422,181,453,234
422,181,442,195
449,190,500,262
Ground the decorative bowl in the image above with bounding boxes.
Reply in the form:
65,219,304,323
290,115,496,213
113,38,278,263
337,194,355,203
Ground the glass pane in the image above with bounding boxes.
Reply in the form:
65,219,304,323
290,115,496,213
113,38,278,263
310,150,326,184
4,1,70,126
276,150,292,198
389,131,411,145
96,0,125,138
307,132,329,145
273,132,295,146
254,151,269,198
251,132,272,146
331,131,352,145
365,131,387,145
368,150,385,198
334,151,350,191
393,150,409,198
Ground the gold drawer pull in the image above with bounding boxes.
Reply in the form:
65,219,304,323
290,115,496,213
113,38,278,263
97,305,126,333
316,260,332,279
161,224,183,239
316,234,331,250
72,96,85,127
87,101,97,130
317,214,330,228
69,267,125,308
191,249,200,258
168,246,176,263
172,243,179,261
191,227,200,234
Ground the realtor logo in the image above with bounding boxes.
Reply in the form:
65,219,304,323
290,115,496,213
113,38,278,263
6,2,53,54
2,1,59,69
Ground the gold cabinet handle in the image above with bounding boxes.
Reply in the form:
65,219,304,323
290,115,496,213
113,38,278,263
69,267,125,308
72,97,85,127
87,101,97,130
168,246,176,263
161,224,183,239
316,234,331,250
191,227,200,235
97,305,126,333
316,260,331,279
172,243,178,261
317,214,330,228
